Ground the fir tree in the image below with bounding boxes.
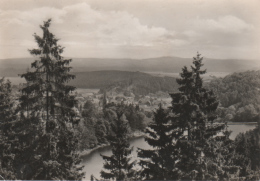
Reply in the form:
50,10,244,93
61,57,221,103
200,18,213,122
20,19,77,120
16,19,83,180
138,104,177,180
233,122,260,179
169,52,237,180
0,78,16,179
100,109,135,180
13,114,44,179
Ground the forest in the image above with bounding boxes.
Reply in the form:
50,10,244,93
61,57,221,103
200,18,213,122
75,100,147,151
206,71,260,122
70,70,179,95
0,19,260,180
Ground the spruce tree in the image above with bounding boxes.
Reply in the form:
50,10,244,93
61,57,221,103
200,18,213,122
100,109,135,180
233,123,260,179
16,19,83,180
138,104,177,180
169,52,236,180
0,78,16,179
20,19,77,120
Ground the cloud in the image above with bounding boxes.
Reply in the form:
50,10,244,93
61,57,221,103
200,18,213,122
0,2,178,52
171,15,257,51
192,15,254,34
59,3,177,47
0,1,259,59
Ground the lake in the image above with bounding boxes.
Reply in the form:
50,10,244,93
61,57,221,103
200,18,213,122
81,123,257,180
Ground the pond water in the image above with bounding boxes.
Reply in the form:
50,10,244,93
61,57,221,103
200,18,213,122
81,123,257,180
228,123,256,140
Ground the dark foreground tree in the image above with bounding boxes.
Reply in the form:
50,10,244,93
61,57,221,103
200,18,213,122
233,120,260,180
15,19,83,180
100,109,135,181
0,78,16,179
169,52,239,180
138,104,176,180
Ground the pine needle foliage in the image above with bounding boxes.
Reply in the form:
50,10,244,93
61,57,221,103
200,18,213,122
0,78,16,179
100,108,135,181
138,103,177,180
169,52,239,180
20,19,77,120
16,19,84,180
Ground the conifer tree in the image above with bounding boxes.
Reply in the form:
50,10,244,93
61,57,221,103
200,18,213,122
100,109,135,180
169,52,236,180
20,19,77,120
138,104,177,180
233,123,260,179
16,19,83,180
0,78,16,179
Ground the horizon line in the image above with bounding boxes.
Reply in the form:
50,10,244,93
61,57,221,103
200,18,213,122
0,56,259,61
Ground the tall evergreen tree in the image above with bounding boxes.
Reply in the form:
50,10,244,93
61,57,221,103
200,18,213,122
100,109,135,181
169,52,237,180
16,19,83,180
138,104,177,180
233,122,260,180
20,19,77,120
0,78,16,179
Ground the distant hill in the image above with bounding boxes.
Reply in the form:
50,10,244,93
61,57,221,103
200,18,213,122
70,70,179,95
206,70,260,122
0,56,259,77
0,58,33,77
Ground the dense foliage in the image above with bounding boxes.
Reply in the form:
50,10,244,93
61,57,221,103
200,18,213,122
136,53,243,180
207,71,260,122
138,104,176,180
100,109,135,180
233,121,260,180
76,100,108,150
71,70,178,95
168,53,239,180
0,78,17,179
76,101,147,151
4,19,84,180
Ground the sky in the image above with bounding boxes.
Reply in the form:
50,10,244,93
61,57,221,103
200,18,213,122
0,0,259,59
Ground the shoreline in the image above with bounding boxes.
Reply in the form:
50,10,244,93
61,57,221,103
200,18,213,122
79,123,258,157
227,122,257,125
79,131,145,157
79,144,109,157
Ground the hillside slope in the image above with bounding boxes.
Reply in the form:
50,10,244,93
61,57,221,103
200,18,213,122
1,56,259,77
206,70,260,122
69,70,179,95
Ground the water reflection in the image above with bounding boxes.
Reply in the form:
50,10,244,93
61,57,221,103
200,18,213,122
81,124,256,180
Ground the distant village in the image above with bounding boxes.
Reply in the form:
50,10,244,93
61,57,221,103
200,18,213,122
12,83,172,116
74,88,172,113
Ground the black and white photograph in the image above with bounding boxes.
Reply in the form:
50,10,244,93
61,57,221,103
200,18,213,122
0,0,260,180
